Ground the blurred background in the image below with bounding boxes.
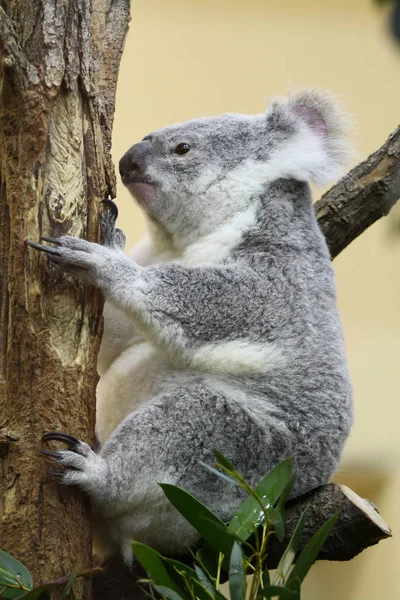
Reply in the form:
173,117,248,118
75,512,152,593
111,1,400,597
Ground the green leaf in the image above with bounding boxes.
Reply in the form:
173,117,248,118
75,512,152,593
132,542,189,599
228,542,245,600
165,559,225,600
0,580,27,598
259,585,297,599
272,475,296,543
273,508,308,586
261,569,271,600
193,566,215,595
262,568,271,587
0,551,33,594
195,543,220,579
287,514,338,589
213,450,236,472
133,542,222,600
14,585,52,599
159,484,236,558
228,459,293,541
153,586,186,600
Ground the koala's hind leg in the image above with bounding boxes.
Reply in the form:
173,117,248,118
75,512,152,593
41,383,278,561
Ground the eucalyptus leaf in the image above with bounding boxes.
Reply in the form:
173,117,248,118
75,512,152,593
1,586,28,599
228,542,245,600
212,450,236,472
132,542,190,599
194,566,215,595
272,475,296,543
0,568,30,598
0,551,33,592
159,484,236,558
273,508,308,586
261,569,271,600
153,585,186,600
228,459,293,541
166,558,226,600
287,514,338,589
14,585,53,599
196,543,220,578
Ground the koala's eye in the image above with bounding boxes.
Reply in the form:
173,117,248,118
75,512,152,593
174,143,191,155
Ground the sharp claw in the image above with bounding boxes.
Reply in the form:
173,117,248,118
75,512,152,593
42,432,80,446
46,469,66,479
39,236,63,246
101,198,118,219
40,449,63,459
26,240,61,255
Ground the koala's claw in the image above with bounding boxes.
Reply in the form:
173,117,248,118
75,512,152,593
41,431,101,488
26,240,62,257
40,449,63,459
42,433,82,480
101,198,119,220
46,468,67,479
42,432,80,446
39,236,63,246
101,199,126,250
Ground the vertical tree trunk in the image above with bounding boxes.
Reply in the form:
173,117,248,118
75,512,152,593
0,2,130,597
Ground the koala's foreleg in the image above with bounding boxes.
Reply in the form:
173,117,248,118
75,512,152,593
27,233,263,368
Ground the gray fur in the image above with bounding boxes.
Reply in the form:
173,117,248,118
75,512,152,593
33,90,353,563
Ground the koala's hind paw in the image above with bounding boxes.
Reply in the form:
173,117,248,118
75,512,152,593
101,198,126,249
41,431,104,490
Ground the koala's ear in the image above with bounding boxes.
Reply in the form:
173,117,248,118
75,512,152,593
265,90,354,185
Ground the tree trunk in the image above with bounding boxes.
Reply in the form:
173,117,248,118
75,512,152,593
0,2,130,598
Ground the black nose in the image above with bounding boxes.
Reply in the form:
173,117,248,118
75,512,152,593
119,141,150,180
119,154,140,179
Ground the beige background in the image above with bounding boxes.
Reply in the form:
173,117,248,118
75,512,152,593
111,1,400,597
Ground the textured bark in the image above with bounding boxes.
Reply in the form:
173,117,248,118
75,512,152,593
265,483,392,568
0,2,130,598
316,125,400,257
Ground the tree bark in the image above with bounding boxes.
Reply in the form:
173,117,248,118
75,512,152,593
315,125,400,257
0,2,130,598
265,483,392,569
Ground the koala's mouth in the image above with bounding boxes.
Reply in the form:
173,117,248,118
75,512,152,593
125,180,158,206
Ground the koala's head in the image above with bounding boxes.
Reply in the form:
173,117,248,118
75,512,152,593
120,90,353,247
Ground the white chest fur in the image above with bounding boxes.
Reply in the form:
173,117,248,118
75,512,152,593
96,341,174,444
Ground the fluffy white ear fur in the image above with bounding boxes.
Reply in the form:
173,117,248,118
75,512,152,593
265,89,355,185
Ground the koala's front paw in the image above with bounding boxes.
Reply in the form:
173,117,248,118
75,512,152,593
101,199,126,250
41,432,105,492
26,235,114,285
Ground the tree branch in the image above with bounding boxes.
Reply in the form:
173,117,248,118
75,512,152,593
316,125,400,258
265,483,391,568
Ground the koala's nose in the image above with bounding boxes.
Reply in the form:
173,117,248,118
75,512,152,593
119,141,150,181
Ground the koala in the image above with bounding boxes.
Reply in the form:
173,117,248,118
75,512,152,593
29,90,354,565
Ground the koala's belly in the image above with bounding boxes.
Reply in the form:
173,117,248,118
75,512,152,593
96,342,193,445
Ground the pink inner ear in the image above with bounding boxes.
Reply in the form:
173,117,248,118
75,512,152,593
292,104,327,136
